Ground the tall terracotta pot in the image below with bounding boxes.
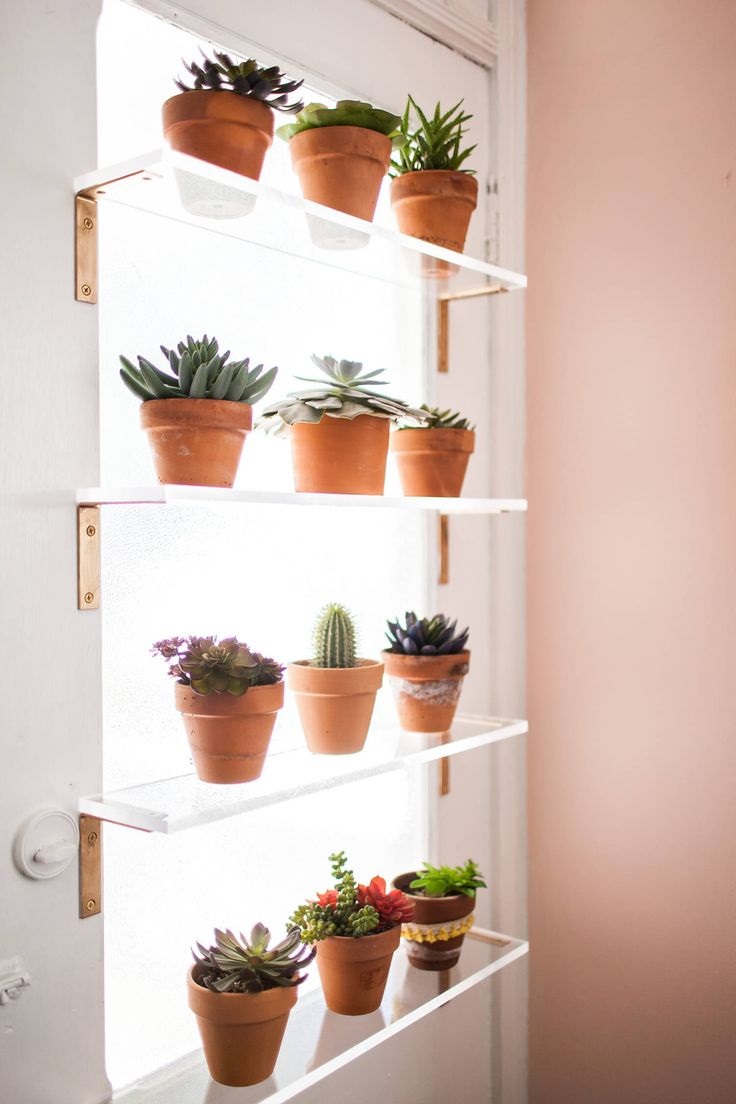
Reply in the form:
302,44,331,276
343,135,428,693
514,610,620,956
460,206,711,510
382,651,470,732
140,398,252,487
287,660,383,754
187,967,297,1086
162,91,274,179
390,170,478,253
290,414,390,494
315,926,401,1015
175,681,284,783
288,127,392,221
390,428,475,497
392,872,476,971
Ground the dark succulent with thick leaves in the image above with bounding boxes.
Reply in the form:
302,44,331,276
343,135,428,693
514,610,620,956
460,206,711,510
176,50,304,114
193,923,315,994
120,335,278,405
152,635,284,696
257,354,428,436
390,95,476,176
277,100,404,146
409,859,487,899
384,612,469,656
397,404,474,431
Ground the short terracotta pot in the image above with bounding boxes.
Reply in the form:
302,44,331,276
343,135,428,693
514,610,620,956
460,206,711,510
288,126,392,221
316,927,401,1015
382,650,470,732
290,414,390,494
187,966,297,1086
287,660,383,754
175,681,284,784
391,170,478,254
140,398,252,487
392,872,476,971
390,428,475,497
162,91,274,180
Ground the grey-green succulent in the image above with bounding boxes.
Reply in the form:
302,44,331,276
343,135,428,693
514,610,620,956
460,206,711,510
398,405,475,431
312,603,357,669
257,355,427,436
277,100,404,145
120,335,278,405
193,923,315,993
390,96,476,176
176,50,304,114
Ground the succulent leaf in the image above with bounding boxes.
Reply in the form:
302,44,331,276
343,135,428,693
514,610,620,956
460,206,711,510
119,335,278,405
193,924,315,994
175,50,304,113
384,612,469,655
390,95,476,177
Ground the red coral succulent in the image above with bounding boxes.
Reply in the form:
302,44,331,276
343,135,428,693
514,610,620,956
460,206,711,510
358,877,414,927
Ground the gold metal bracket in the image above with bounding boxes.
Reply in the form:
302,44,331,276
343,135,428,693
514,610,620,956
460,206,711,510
437,284,508,373
77,505,100,610
75,169,149,303
438,514,449,585
79,815,102,919
439,731,451,797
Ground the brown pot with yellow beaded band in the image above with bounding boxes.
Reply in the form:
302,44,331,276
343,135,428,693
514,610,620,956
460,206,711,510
392,871,477,971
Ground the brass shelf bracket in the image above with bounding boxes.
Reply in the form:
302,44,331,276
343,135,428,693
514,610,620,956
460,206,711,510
437,284,508,373
79,814,102,919
75,169,149,303
77,505,100,610
438,513,450,585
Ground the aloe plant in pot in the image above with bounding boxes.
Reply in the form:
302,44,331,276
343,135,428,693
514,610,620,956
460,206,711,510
153,635,285,783
120,334,277,486
189,923,315,1086
257,354,426,494
391,405,476,497
288,604,383,754
382,612,470,732
392,860,486,970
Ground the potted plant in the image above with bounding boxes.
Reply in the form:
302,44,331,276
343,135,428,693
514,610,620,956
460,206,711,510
392,860,486,970
382,612,470,732
290,851,414,1015
257,354,426,494
277,101,403,222
189,923,315,1086
391,405,475,497
152,635,285,783
163,50,304,181
120,334,278,487
390,96,478,257
288,603,383,754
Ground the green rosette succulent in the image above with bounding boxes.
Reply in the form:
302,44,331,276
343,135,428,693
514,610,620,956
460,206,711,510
277,100,404,146
120,335,278,405
152,635,284,696
193,923,315,993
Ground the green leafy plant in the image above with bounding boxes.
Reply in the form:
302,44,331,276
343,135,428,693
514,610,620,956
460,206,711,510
384,612,469,656
193,923,315,993
390,96,476,176
397,404,474,431
120,335,278,405
257,355,427,436
312,603,357,669
409,860,486,899
277,100,403,144
175,50,304,113
290,851,414,943
152,635,284,696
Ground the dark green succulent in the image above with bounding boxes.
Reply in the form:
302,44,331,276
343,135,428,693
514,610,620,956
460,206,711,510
409,860,486,899
152,635,284,696
384,612,469,656
175,50,304,114
277,100,404,145
312,603,357,669
398,405,475,431
193,923,315,993
390,96,476,176
257,354,427,436
120,335,278,405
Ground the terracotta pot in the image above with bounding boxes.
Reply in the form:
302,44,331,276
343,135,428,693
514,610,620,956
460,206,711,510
316,926,401,1015
140,398,252,487
175,681,284,784
392,872,476,971
187,966,297,1086
162,91,274,180
390,428,475,497
382,650,470,732
390,171,478,254
288,127,392,221
290,414,390,494
287,660,383,754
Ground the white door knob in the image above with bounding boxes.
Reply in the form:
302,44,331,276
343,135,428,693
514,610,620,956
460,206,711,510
13,809,79,879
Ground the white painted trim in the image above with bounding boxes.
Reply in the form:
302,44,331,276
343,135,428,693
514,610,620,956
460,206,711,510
369,0,499,67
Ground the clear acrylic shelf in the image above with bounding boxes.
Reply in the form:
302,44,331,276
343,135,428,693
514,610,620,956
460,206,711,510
75,149,527,294
115,929,529,1104
80,716,527,833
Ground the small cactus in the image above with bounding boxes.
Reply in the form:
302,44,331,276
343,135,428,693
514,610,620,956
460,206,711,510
312,603,357,669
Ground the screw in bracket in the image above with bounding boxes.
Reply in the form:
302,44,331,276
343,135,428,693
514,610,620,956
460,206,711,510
84,592,95,604
85,899,96,912
81,284,92,296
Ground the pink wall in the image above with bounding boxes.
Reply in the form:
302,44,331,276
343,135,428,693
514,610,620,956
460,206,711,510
526,2,736,1101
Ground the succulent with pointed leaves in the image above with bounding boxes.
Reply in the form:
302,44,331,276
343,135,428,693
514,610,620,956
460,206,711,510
120,335,278,405
312,603,357,669
397,404,474,431
175,49,304,114
277,100,404,144
152,635,284,696
193,923,315,994
384,612,469,656
390,96,477,176
409,859,487,898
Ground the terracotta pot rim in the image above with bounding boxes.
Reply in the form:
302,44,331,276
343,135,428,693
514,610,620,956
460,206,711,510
187,967,298,1019
163,89,275,122
390,427,475,454
288,125,392,149
289,658,382,670
140,397,253,429
390,169,479,191
382,649,470,663
175,680,285,716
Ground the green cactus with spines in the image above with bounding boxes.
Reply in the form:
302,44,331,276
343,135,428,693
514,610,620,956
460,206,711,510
312,603,357,669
